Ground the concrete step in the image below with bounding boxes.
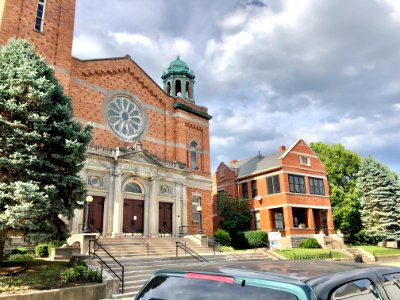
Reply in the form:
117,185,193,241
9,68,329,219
92,236,273,299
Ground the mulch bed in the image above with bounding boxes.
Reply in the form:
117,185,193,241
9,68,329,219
0,262,27,276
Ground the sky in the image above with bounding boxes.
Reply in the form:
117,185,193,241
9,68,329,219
72,0,400,175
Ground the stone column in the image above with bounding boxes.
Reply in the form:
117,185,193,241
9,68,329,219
143,179,151,237
112,168,122,237
174,182,182,235
105,169,116,236
182,79,187,97
148,176,159,236
181,183,188,228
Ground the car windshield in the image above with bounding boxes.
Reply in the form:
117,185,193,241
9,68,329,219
135,275,299,300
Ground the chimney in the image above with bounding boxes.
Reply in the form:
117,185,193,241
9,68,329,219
230,159,238,165
280,145,286,151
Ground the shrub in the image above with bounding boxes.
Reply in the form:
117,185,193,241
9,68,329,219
61,263,102,284
214,229,231,246
231,231,250,249
48,240,66,251
9,253,34,261
10,247,29,255
299,238,321,249
244,230,268,248
35,243,49,257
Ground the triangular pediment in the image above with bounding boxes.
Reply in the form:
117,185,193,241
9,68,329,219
118,150,162,166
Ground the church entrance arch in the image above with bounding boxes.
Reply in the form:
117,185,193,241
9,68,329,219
123,199,145,233
159,202,173,233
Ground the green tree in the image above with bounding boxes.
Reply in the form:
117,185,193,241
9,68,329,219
310,142,362,241
0,39,92,262
217,191,251,234
357,156,400,242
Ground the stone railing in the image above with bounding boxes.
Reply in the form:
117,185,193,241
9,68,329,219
86,144,187,170
86,144,116,157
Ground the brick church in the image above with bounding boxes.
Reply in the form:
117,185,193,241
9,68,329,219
0,0,213,237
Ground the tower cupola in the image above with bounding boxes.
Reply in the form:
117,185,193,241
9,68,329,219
162,56,195,102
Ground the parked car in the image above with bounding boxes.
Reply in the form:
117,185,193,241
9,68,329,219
134,260,400,300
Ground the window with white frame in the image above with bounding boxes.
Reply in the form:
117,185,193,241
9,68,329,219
266,175,281,194
274,210,284,229
288,174,306,194
35,0,46,32
124,182,142,193
253,211,261,230
189,141,198,170
309,177,325,195
251,180,258,198
299,155,310,166
241,182,248,199
192,196,201,223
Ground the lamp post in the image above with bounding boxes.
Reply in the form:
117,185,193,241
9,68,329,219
196,205,203,234
83,195,93,233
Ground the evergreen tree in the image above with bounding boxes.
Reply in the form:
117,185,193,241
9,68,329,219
0,39,92,262
217,191,251,234
310,142,362,242
357,156,400,241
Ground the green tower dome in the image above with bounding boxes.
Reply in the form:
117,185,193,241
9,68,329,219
162,56,195,101
167,56,193,73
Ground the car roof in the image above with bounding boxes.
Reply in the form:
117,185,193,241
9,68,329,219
155,260,400,284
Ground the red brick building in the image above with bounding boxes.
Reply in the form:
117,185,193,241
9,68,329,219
0,0,213,237
212,139,336,248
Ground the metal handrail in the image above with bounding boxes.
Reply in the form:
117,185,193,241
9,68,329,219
89,239,125,294
176,241,208,263
179,226,189,237
159,226,173,237
123,226,149,256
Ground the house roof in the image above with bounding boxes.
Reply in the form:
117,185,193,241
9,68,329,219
231,151,283,178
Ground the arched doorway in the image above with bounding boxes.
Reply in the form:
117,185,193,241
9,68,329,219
123,199,144,233
122,181,145,233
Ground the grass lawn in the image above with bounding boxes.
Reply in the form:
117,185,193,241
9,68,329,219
0,259,100,294
273,248,351,260
352,245,400,256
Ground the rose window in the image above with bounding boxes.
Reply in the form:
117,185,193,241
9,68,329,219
107,97,144,140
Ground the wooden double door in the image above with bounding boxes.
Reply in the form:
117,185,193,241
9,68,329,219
82,196,105,233
123,199,144,233
159,202,172,233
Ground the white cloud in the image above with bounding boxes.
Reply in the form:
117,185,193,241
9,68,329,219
110,32,154,47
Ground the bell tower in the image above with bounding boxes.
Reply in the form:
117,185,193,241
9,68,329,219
0,0,76,73
162,56,196,102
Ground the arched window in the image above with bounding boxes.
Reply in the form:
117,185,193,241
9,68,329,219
175,80,182,96
35,0,46,32
124,182,142,193
190,141,198,170
186,81,191,98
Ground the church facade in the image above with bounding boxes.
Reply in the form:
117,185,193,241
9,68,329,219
0,0,213,237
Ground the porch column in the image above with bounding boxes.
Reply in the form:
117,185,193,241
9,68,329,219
307,208,315,230
283,206,294,235
148,176,159,236
266,209,273,231
112,168,122,237
327,209,335,235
